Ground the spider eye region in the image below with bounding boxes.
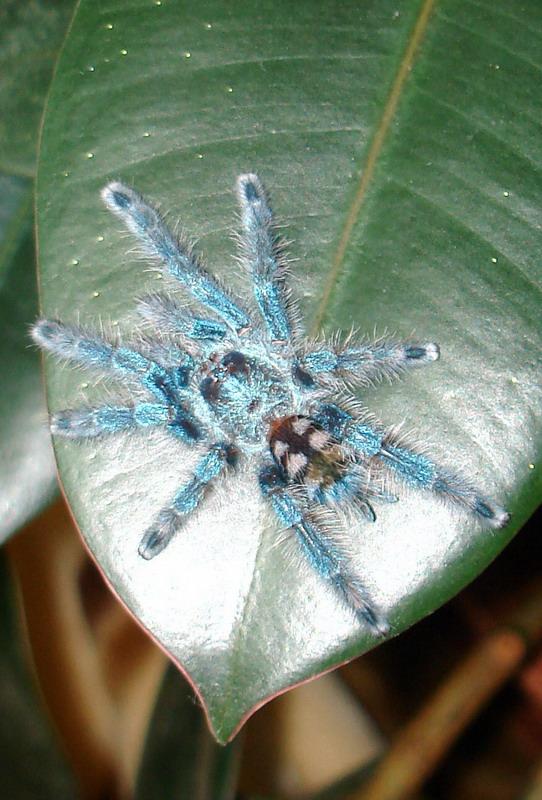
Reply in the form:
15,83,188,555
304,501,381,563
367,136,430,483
199,350,291,442
221,350,250,374
269,415,347,487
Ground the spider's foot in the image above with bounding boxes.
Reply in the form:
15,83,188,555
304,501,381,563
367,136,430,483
31,318,61,347
137,508,180,561
102,181,136,212
361,607,390,638
359,501,376,522
237,173,266,205
474,498,510,529
405,342,440,363
346,574,390,636
31,318,86,359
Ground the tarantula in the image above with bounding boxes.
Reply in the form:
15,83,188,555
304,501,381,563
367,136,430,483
32,174,509,635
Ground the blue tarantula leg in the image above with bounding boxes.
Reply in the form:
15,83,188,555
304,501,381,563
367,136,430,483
32,319,193,398
139,444,238,560
376,442,510,528
300,338,439,386
137,293,227,341
101,182,251,333
313,403,383,456
33,319,203,442
51,403,169,438
315,403,509,528
311,472,384,521
236,174,291,343
259,465,389,636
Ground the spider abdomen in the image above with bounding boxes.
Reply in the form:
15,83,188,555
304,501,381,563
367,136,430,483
269,415,346,484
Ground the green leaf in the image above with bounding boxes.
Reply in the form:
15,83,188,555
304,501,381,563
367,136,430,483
0,0,76,177
136,665,241,799
36,0,542,742
0,552,77,796
0,174,57,543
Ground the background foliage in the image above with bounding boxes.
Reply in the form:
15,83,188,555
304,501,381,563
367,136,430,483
1,0,541,797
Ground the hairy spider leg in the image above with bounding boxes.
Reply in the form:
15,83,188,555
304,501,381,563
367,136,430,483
377,444,510,526
51,403,170,438
32,319,193,390
32,319,203,443
137,293,228,342
300,339,440,386
139,443,238,559
102,182,251,333
317,403,510,528
283,425,379,519
259,464,389,635
236,174,292,343
306,458,395,523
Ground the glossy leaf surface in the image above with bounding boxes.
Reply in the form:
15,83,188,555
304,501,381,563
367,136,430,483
37,0,542,741
0,0,75,176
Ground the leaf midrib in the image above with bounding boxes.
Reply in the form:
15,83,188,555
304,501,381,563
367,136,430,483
311,0,436,334
213,0,437,741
